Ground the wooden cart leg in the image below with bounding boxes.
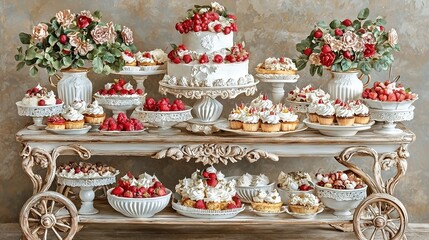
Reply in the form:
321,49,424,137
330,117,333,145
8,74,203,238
20,191,79,240
353,193,408,240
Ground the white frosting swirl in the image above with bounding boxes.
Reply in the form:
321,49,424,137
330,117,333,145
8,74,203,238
265,189,282,204
316,103,335,116
242,114,259,124
258,57,297,71
188,187,205,201
62,106,84,121
135,51,154,63
122,82,134,91
205,166,217,174
237,173,252,187
289,193,319,207
351,102,369,116
278,109,298,122
252,174,270,186
71,99,86,113
336,105,355,117
84,100,104,115
261,113,280,124
253,190,268,203
121,52,135,63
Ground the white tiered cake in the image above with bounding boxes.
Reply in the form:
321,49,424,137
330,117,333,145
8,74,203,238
161,3,254,88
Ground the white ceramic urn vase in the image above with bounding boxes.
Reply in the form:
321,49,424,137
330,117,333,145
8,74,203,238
326,71,370,102
57,68,93,106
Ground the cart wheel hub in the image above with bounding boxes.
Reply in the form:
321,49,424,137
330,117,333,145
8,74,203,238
40,214,56,228
374,216,387,228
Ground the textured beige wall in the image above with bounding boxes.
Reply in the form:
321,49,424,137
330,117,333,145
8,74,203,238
1,0,428,223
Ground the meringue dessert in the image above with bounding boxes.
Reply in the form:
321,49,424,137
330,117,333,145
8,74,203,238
251,189,283,212
255,57,297,75
288,193,320,214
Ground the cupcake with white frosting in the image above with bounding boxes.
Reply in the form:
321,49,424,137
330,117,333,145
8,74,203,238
242,108,260,132
315,101,335,125
228,104,247,129
278,106,299,131
62,106,85,129
260,111,281,132
335,103,355,126
83,100,106,124
350,100,370,124
288,193,320,214
251,189,283,212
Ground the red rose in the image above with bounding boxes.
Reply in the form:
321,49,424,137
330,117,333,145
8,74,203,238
321,45,331,53
77,15,92,29
319,52,336,67
364,44,376,58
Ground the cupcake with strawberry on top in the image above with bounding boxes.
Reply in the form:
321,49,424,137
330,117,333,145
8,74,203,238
335,103,355,126
260,110,281,132
315,100,335,125
228,104,247,129
350,100,370,124
278,106,299,131
242,108,260,132
121,50,138,71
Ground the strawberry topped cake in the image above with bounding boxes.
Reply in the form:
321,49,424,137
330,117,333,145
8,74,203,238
255,57,297,75
95,79,143,97
161,3,254,88
57,162,118,179
47,115,66,130
175,166,242,210
22,84,62,107
121,50,137,69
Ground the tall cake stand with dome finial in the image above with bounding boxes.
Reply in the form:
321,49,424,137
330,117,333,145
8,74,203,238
256,74,300,104
159,81,258,134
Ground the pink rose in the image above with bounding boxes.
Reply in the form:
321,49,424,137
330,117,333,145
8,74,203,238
91,22,117,44
121,26,134,45
32,23,49,41
55,9,74,28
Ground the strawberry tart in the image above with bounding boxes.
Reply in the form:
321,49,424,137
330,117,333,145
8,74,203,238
121,50,138,70
251,189,283,212
161,3,254,88
21,84,62,107
255,57,297,75
47,115,66,130
57,162,117,178
175,166,242,210
135,49,168,70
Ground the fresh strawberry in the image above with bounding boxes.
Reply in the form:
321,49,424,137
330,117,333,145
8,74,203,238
37,99,46,106
74,167,81,174
206,178,217,187
128,89,135,95
118,78,126,87
213,54,223,63
107,89,117,95
387,93,397,101
159,104,171,111
111,187,125,196
99,124,109,131
379,94,387,101
128,186,138,193
120,89,129,95
156,187,167,196
213,24,222,33
199,54,209,64
113,84,122,92
170,104,179,111
223,26,231,35
123,122,134,131
153,181,163,188
172,56,181,64
123,190,134,198
147,187,155,196
116,124,124,131
368,92,378,100
227,203,237,209
183,54,192,64
208,173,217,179
55,98,62,104
233,197,242,207
195,200,206,209
202,171,209,178
138,187,147,195
362,91,369,99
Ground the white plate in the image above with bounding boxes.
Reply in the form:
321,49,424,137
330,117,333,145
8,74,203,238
172,201,245,219
249,206,287,217
99,129,147,136
45,125,91,135
303,119,374,137
285,206,324,219
362,98,417,110
256,74,299,83
215,122,307,137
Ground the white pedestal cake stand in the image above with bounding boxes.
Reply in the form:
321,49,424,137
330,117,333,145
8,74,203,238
256,74,299,104
94,95,145,119
369,106,415,135
159,81,258,134
113,69,166,94
57,175,117,215
16,102,64,130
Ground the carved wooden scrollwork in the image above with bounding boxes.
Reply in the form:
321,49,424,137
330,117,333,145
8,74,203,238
152,144,279,165
335,144,409,195
21,144,91,195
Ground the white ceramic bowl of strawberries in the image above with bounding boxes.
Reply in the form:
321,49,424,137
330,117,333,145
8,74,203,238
94,79,145,108
134,97,193,130
362,80,418,110
107,173,171,218
314,171,367,216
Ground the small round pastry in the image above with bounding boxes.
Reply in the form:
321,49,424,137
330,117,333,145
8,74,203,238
278,107,299,131
47,115,66,130
335,103,355,126
242,109,260,132
315,101,335,125
288,193,320,214
122,50,136,66
260,111,281,132
135,51,157,66
255,57,297,75
350,100,370,124
83,100,106,124
62,106,85,129
251,189,283,212
250,94,273,110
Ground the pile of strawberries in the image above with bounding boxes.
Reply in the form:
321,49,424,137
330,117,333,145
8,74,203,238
111,172,167,198
143,97,186,112
362,81,416,102
167,43,249,64
99,112,144,131
97,78,143,96
175,12,237,34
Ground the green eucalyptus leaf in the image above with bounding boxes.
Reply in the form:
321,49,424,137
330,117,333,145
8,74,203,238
362,20,373,29
358,8,370,20
93,10,102,20
103,52,115,64
376,17,387,26
352,20,361,30
48,35,57,46
295,59,307,71
296,39,311,52
19,33,32,44
25,47,37,60
373,61,382,71
92,57,103,73
52,60,61,70
341,59,352,71
111,48,122,57
29,66,38,76
102,65,111,74
76,58,85,67
62,56,72,67
310,64,316,76
16,61,25,71
316,21,328,29
329,20,341,29
317,65,323,76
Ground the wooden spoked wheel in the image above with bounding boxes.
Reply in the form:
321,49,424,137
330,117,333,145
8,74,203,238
354,193,408,240
20,191,79,240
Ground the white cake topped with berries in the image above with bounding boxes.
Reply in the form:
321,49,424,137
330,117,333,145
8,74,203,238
162,2,254,88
